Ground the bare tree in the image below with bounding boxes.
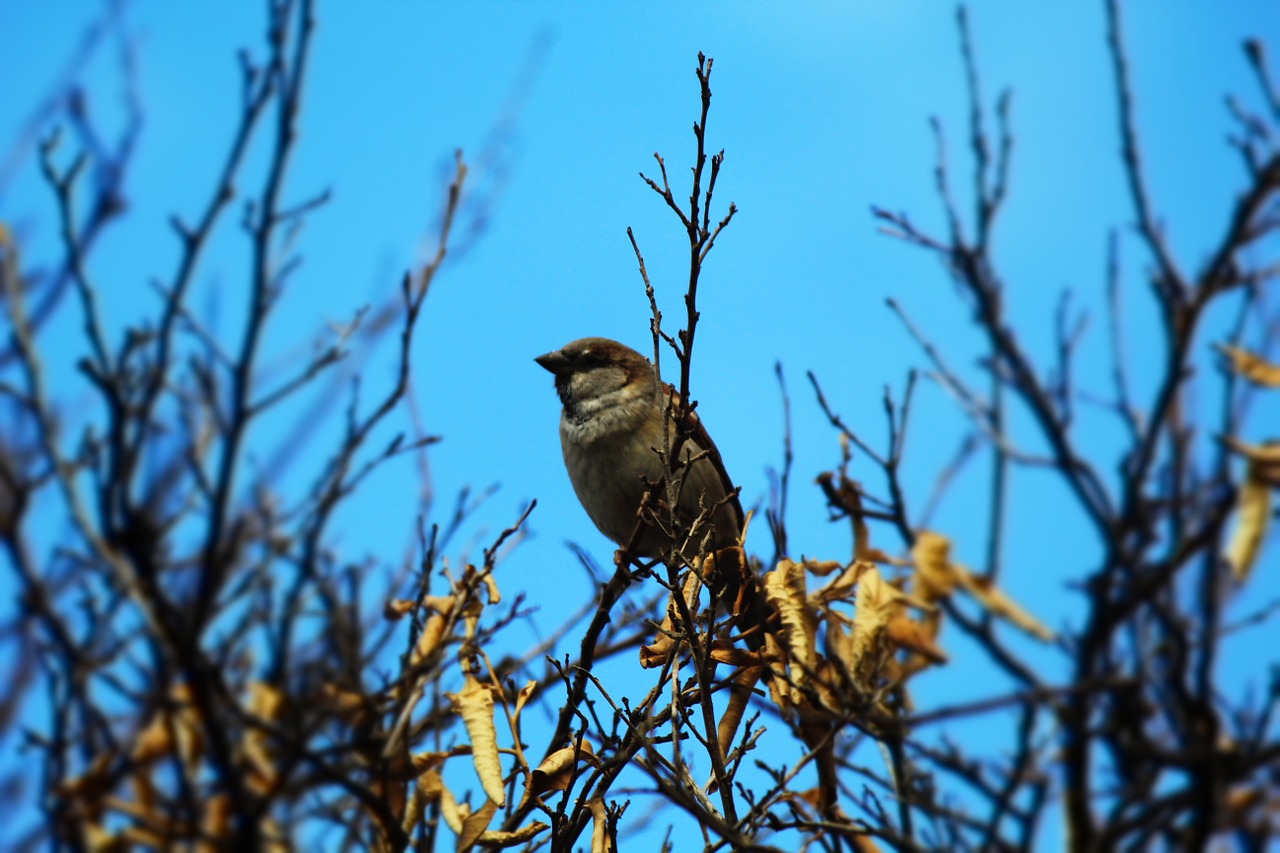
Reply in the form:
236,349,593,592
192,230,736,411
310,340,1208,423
2,2,1277,852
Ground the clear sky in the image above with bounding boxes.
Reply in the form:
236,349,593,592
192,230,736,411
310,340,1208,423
3,1,1278,846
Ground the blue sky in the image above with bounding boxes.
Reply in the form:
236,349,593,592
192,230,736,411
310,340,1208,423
3,1,1278,846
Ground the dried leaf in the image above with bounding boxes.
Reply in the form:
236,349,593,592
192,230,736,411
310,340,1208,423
717,665,763,760
1226,461,1273,583
1221,436,1280,473
590,798,615,853
409,612,448,669
457,798,499,849
512,679,537,726
244,681,285,794
447,676,506,808
439,784,466,835
403,768,443,834
318,682,369,727
59,753,113,812
481,571,501,605
912,531,957,601
385,598,417,619
640,573,701,668
813,559,874,604
851,565,900,666
952,565,1055,641
523,741,596,806
132,713,174,764
765,560,816,688
201,793,232,844
804,559,845,576
476,822,551,847
1216,344,1280,387
762,631,795,714
886,615,948,664
708,642,762,667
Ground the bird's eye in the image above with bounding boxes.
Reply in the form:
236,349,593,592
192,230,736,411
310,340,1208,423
578,351,601,368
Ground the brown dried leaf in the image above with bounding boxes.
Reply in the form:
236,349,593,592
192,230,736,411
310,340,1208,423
244,682,285,794
409,612,448,669
318,682,369,727
804,559,845,576
590,798,615,853
439,784,466,835
201,793,232,845
1226,461,1273,583
717,665,763,761
523,741,597,805
423,593,459,614
1217,344,1280,387
952,565,1055,641
482,571,501,605
851,565,900,665
762,631,795,714
886,615,948,665
476,822,551,848
385,598,417,619
640,572,702,668
447,676,506,808
708,642,762,667
457,798,499,849
813,559,873,604
130,684,205,773
765,559,817,688
132,713,174,764
512,679,537,726
912,531,957,601
59,753,113,814
403,768,444,835
1221,436,1280,473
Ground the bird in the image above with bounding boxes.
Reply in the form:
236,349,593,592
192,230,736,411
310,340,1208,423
536,337,770,646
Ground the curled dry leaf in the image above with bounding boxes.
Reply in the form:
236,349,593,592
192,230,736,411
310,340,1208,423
912,531,957,601
805,559,845,576
512,679,537,727
590,798,615,853
439,784,466,836
708,642,762,667
851,566,898,676
765,559,817,689
481,570,501,605
244,681,286,794
522,740,597,807
317,682,369,727
886,614,948,664
402,768,443,836
447,675,507,808
1216,343,1280,387
952,566,1055,641
813,559,874,605
457,798,499,850
1226,460,1273,583
473,821,551,848
384,598,417,619
716,664,764,760
1221,436,1280,477
640,572,702,668
409,612,448,671
911,531,1054,641
130,684,204,773
762,631,796,715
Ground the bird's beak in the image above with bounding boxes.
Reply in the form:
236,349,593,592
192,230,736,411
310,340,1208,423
535,349,570,375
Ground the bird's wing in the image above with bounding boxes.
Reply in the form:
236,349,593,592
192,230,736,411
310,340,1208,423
665,384,745,536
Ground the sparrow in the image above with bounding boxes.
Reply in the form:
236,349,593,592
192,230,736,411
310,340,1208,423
535,337,742,560
536,337,771,650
